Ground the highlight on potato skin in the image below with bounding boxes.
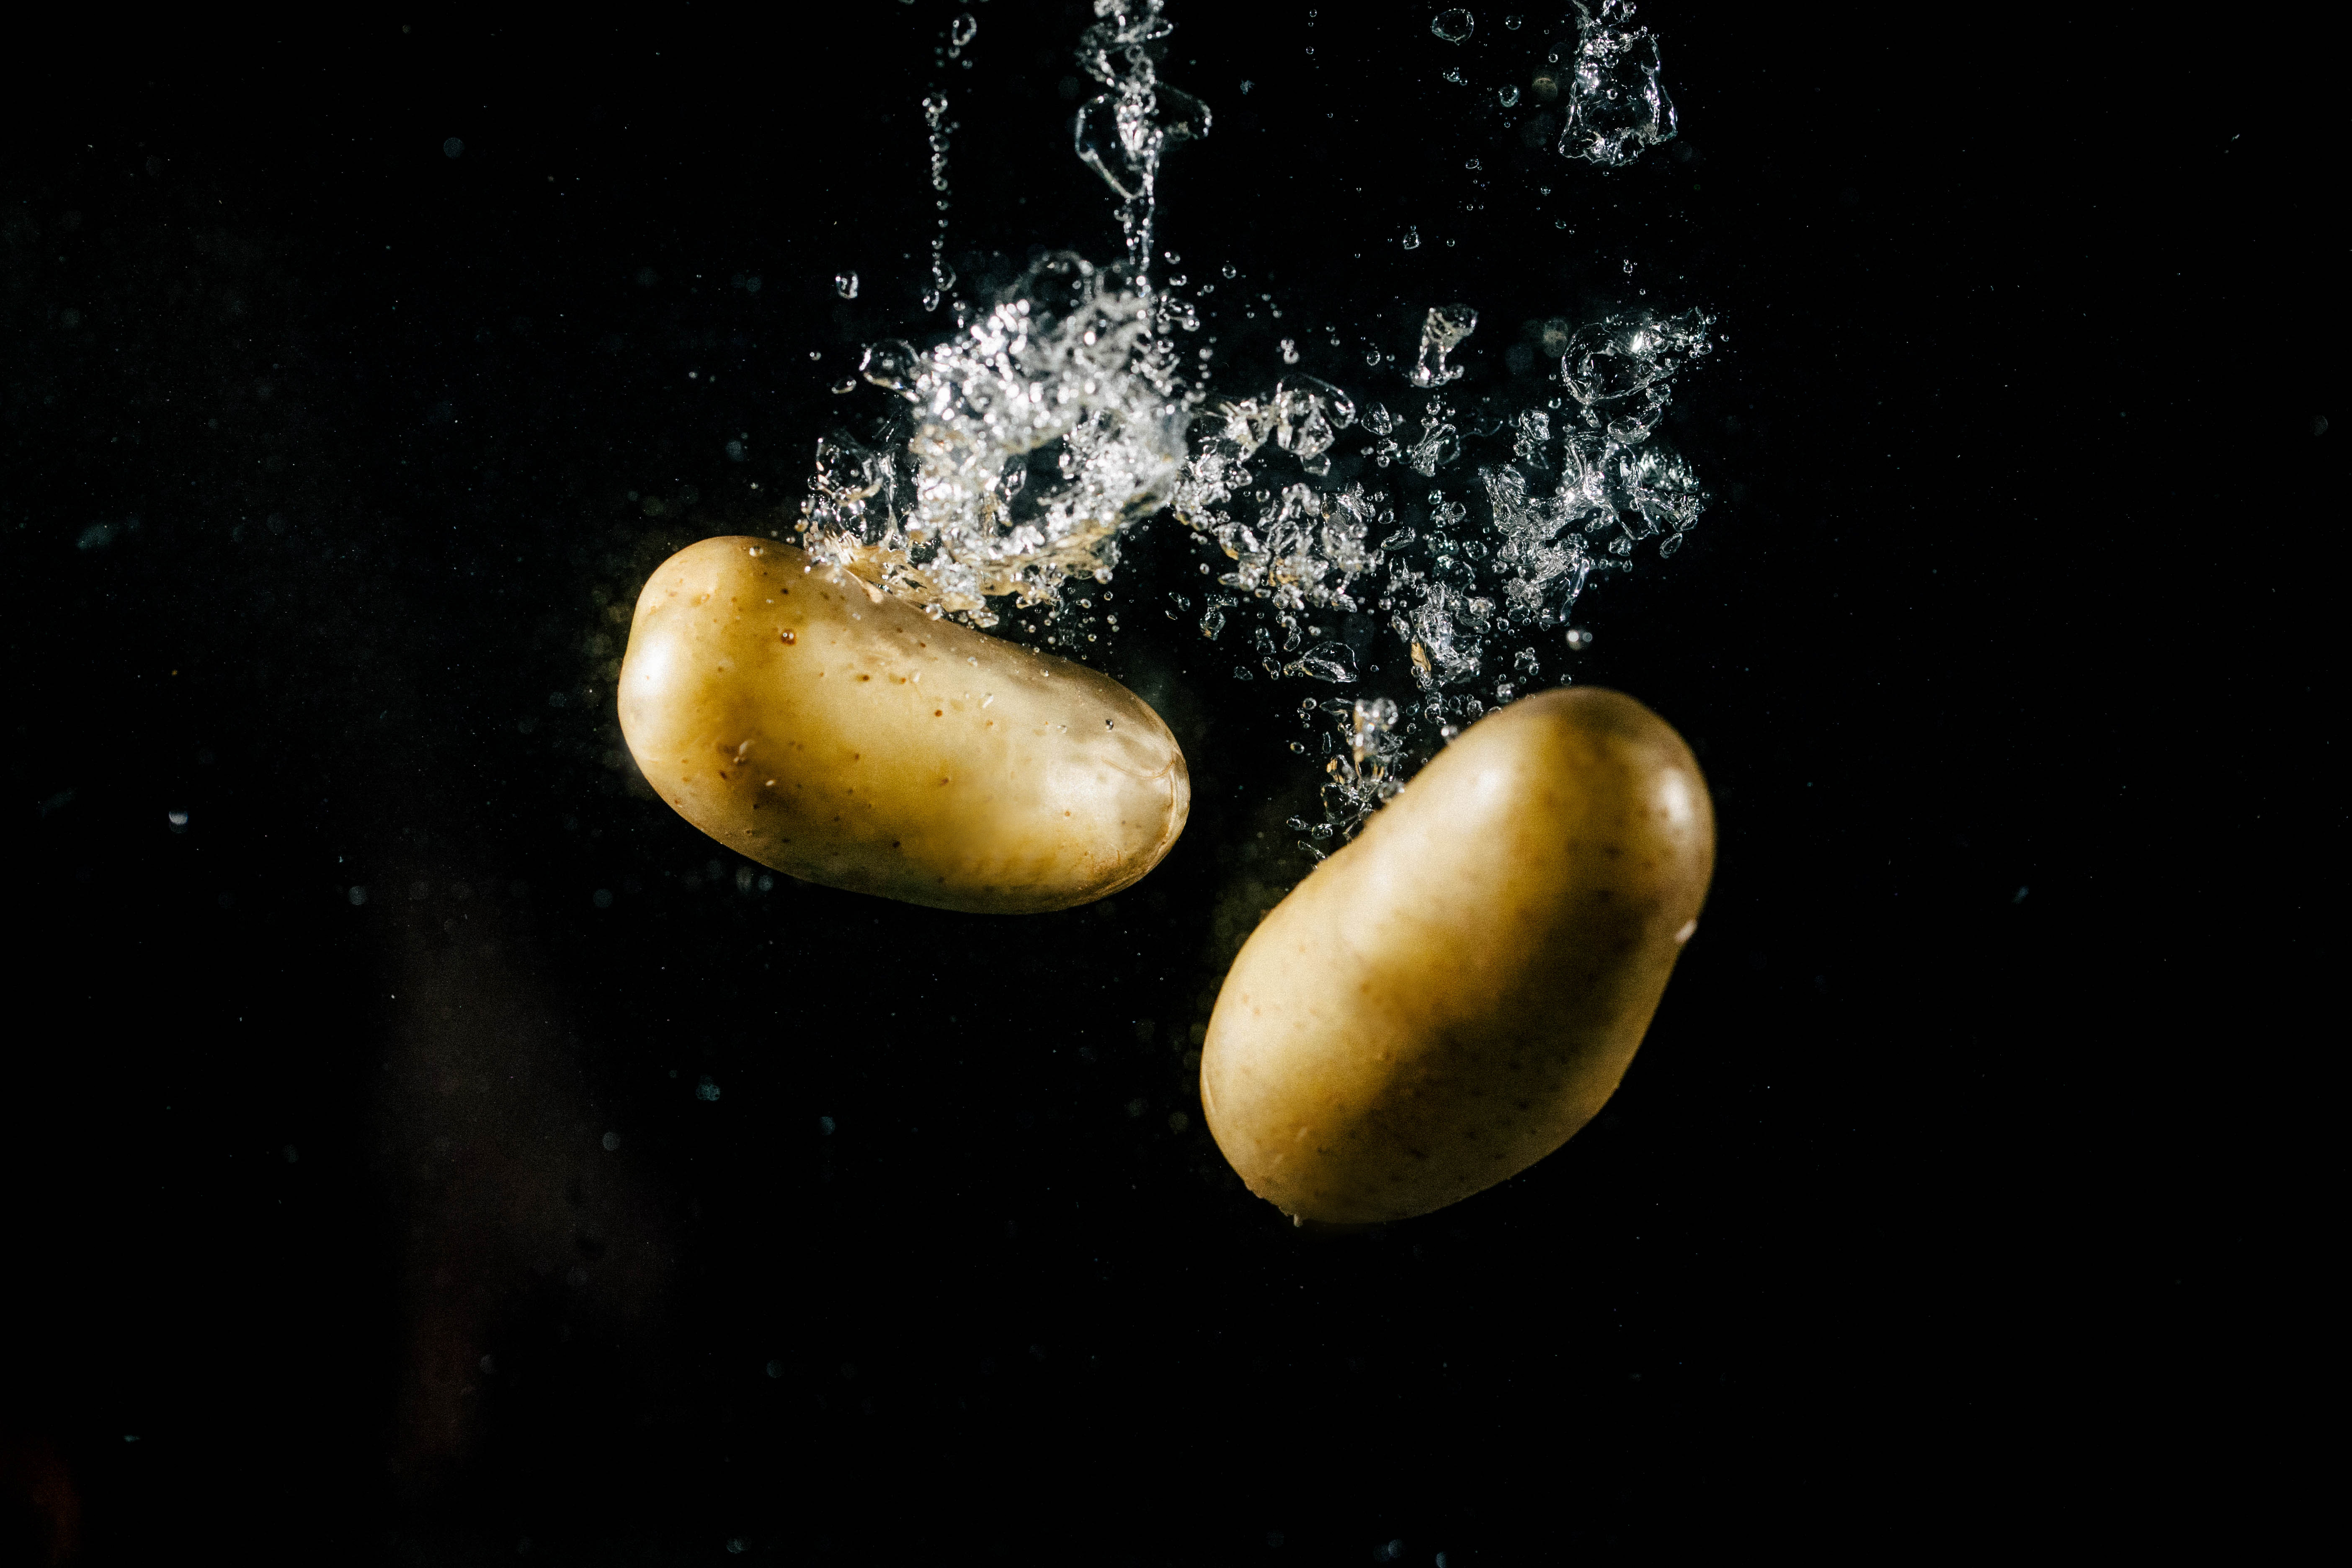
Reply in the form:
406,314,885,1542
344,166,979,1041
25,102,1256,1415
1199,687,1715,1225
617,537,1190,914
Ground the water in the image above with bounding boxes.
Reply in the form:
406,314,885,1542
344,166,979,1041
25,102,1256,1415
794,0,1712,844
1560,0,1680,167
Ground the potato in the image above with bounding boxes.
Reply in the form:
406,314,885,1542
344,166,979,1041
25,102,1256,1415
617,537,1190,913
1200,688,1714,1223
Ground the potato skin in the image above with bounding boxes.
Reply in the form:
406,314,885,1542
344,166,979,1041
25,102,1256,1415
1200,688,1714,1223
617,537,1189,913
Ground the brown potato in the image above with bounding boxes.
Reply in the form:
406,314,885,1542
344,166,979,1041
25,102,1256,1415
1200,687,1714,1222
617,537,1189,913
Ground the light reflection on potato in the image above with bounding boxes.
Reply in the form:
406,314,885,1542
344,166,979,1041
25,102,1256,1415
618,538,1189,914
1201,688,1715,1223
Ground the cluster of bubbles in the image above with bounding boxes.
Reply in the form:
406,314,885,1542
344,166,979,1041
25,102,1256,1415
793,0,1708,849
1168,300,1712,849
798,255,1187,627
1432,2,1678,167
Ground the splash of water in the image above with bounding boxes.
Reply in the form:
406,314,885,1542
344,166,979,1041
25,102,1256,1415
799,255,1190,626
787,0,1713,847
1167,301,1713,849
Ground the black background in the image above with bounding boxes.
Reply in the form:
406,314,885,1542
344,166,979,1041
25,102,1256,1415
3,3,2332,1563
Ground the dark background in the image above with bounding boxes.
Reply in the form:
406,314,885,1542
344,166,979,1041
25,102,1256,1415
2,3,2331,1562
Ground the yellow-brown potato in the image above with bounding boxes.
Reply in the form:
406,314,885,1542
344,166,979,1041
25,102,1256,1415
1200,688,1714,1223
617,537,1189,913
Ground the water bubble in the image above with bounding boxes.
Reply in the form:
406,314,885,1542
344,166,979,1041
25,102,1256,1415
836,271,859,299
831,378,858,395
1498,84,1521,106
1280,337,1300,365
1503,13,1523,27
857,339,920,391
592,888,613,908
1565,627,1594,650
1559,0,1679,166
1289,643,1359,683
167,810,188,826
601,1131,621,1150
1408,303,1478,388
1400,226,1421,250
696,1076,722,1102
1431,9,1475,44
949,12,977,48
1559,306,1712,436
442,137,464,158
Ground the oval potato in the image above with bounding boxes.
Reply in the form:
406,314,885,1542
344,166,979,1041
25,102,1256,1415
617,537,1189,913
1200,687,1714,1223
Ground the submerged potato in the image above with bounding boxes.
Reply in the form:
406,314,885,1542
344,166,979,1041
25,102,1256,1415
1201,688,1714,1223
617,537,1189,913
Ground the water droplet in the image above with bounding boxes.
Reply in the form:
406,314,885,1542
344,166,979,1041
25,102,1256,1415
835,271,859,299
1565,627,1594,650
949,12,977,48
1498,84,1521,107
1401,226,1421,250
1431,8,1475,44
